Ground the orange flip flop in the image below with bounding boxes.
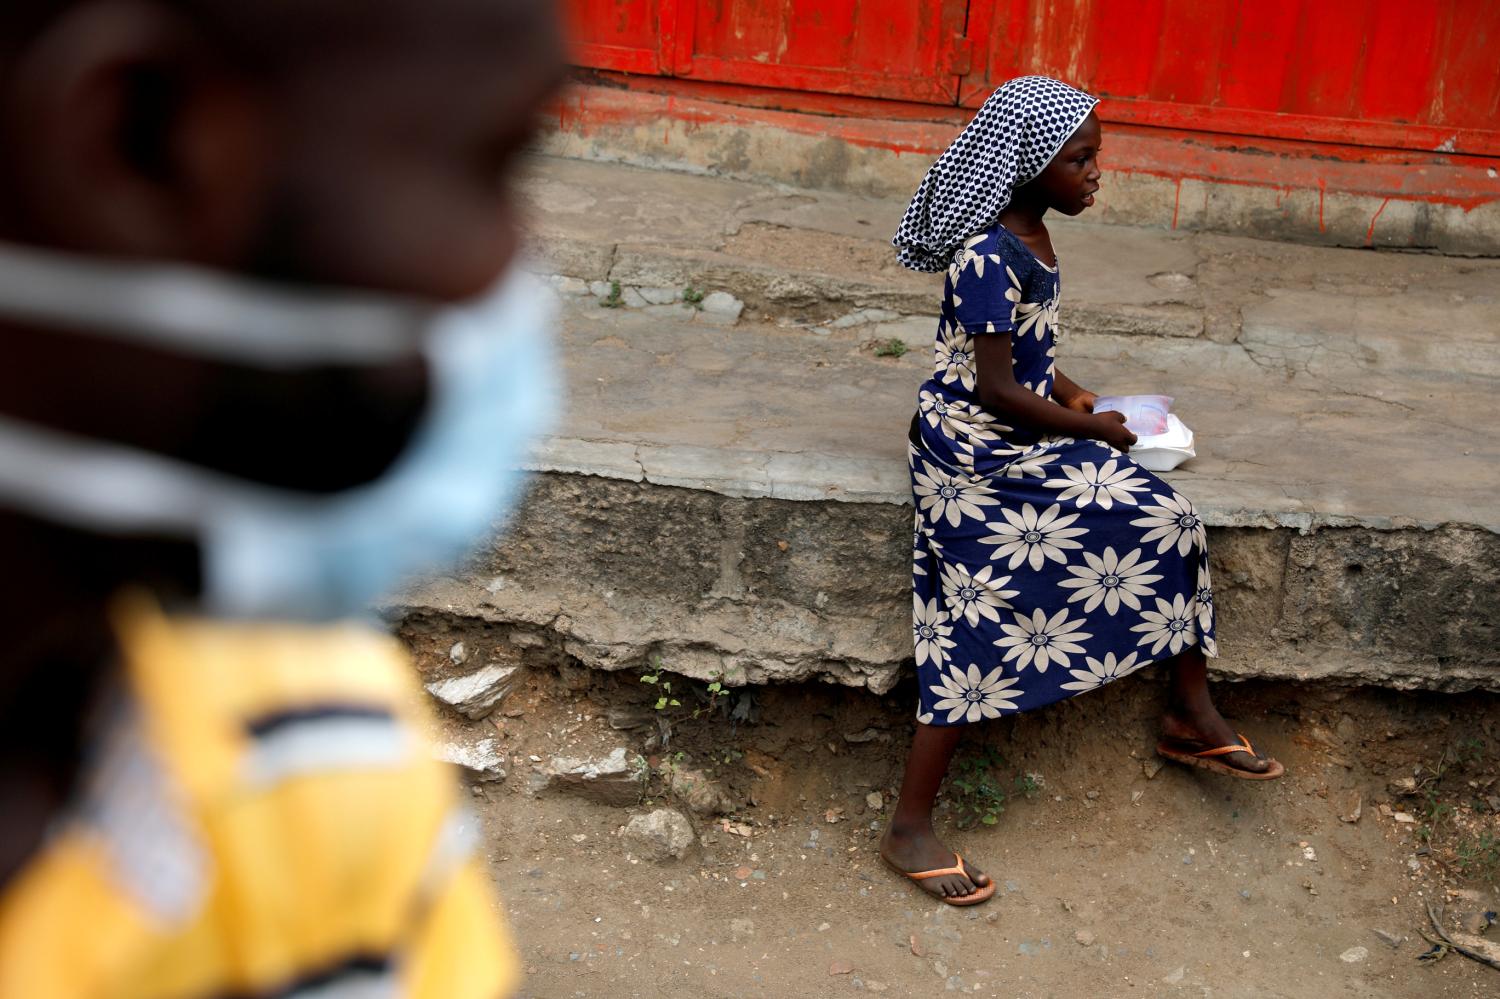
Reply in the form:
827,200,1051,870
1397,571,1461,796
1157,733,1285,780
884,852,997,907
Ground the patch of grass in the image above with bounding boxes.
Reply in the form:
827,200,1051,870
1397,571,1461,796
599,280,623,308
1455,831,1500,878
1409,736,1498,882
1014,772,1045,799
682,286,705,308
948,747,1010,829
873,337,908,358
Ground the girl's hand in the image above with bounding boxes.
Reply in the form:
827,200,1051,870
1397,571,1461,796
1092,411,1137,452
1062,388,1097,414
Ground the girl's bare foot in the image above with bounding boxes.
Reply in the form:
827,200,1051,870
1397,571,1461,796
1158,707,1274,774
882,723,992,901
879,824,990,900
1162,649,1275,775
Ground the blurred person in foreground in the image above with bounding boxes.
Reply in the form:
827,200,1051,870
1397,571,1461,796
0,1,565,996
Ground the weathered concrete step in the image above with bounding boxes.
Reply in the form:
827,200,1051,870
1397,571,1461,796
520,154,1500,355
540,80,1500,256
391,303,1500,697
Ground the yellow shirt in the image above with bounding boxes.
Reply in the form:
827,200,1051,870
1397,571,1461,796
0,599,517,999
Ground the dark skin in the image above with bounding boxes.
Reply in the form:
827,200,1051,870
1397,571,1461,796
881,110,1275,902
0,0,566,887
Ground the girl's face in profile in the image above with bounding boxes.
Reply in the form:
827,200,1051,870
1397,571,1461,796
1022,110,1102,216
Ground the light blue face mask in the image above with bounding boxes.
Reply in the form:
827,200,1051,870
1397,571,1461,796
0,246,556,620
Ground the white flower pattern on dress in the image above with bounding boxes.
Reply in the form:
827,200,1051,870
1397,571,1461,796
1132,594,1198,657
941,400,1009,443
1195,563,1218,657
913,461,1000,528
912,595,956,667
1194,563,1214,632
1044,459,1151,509
928,663,1025,723
940,562,1019,627
1130,492,1207,557
979,502,1088,571
994,608,1093,673
1015,295,1058,341
908,218,1217,727
918,389,956,429
1059,651,1144,692
1056,546,1162,616
949,233,1006,284
933,324,977,391
1002,448,1059,479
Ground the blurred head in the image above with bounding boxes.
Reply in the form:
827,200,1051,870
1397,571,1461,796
1015,109,1101,218
0,0,566,298
0,0,568,615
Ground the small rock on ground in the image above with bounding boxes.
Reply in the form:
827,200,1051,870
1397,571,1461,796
436,737,506,782
622,808,696,862
1339,946,1369,963
543,747,643,807
670,767,735,817
548,275,590,296
425,663,521,719
700,290,744,319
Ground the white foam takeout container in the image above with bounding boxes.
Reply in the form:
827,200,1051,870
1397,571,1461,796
1130,414,1196,472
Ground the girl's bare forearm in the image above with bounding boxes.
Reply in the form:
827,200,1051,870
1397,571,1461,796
979,380,1100,438
973,336,1100,439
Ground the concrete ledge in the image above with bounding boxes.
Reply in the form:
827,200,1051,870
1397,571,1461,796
528,434,1493,535
396,470,1499,697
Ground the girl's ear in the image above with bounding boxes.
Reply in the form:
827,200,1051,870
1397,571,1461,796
2,0,274,263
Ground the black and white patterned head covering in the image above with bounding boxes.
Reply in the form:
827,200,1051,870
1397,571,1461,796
893,76,1098,272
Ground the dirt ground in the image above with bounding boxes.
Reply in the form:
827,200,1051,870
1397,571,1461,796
404,626,1500,998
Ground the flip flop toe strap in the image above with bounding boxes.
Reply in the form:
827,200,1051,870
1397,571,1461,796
906,852,968,881
1188,734,1260,759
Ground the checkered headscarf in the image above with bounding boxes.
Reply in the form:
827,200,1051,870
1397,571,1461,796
893,76,1098,272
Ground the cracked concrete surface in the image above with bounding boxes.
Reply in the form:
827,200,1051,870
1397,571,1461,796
539,306,1496,533
519,154,1500,344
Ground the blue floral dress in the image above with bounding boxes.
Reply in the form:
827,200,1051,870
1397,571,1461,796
909,222,1216,726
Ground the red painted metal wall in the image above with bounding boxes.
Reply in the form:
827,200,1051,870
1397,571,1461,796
565,0,1500,157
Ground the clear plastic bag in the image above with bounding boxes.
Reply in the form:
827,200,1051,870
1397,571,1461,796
1094,394,1173,436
